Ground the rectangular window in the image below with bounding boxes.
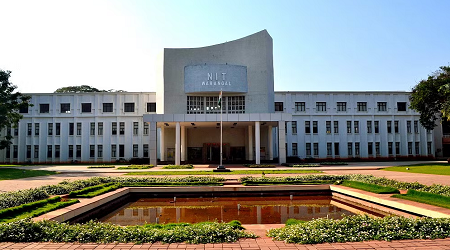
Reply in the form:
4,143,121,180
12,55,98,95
34,123,40,135
374,121,379,133
291,121,297,134
69,123,74,136
147,103,156,112
6,146,10,159
414,121,419,133
81,103,92,113
60,103,70,113
274,102,284,111
226,96,246,114
55,123,60,135
408,142,413,155
375,142,380,155
26,145,31,158
133,144,138,157
407,121,412,133
354,121,359,133
396,142,400,154
27,123,32,136
143,122,149,135
48,123,53,136
90,145,95,158
34,145,39,158
327,142,332,156
348,142,352,156
90,122,95,136
98,122,103,135
103,103,113,112
326,121,331,134
76,145,81,158
347,121,352,133
295,102,305,112
387,121,392,133
39,104,50,113
98,145,103,158
119,144,125,157
55,145,60,158
313,143,319,156
111,145,117,158
355,142,360,156
143,144,149,157
187,96,204,114
313,121,318,133
124,103,135,112
76,123,82,135
119,122,125,135
47,145,52,158
357,102,367,111
19,106,28,113
337,102,346,111
333,121,339,134
397,102,407,111
305,121,310,133
112,122,117,135
14,127,18,136
415,142,420,155
368,142,373,155
427,142,432,155
316,102,326,112
13,145,18,158
305,143,311,156
394,121,399,133
367,121,372,133
292,143,298,156
69,145,73,158
334,143,340,156
388,142,393,155
7,127,11,137
377,102,387,111
133,122,139,135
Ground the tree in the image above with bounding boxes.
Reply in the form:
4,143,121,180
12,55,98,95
0,70,32,149
54,85,126,93
409,66,450,130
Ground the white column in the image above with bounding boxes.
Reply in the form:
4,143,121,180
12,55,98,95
248,125,253,161
268,125,273,160
181,125,186,162
175,122,180,165
255,121,260,164
149,122,158,166
278,121,286,164
160,126,165,161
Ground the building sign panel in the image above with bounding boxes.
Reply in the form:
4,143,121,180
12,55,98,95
184,64,248,93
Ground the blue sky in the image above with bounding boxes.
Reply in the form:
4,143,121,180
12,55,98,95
1,0,449,93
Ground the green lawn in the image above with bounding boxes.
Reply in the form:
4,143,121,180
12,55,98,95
125,169,322,175
0,168,58,180
392,189,450,209
383,163,450,175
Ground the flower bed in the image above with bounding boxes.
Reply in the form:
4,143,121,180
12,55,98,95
162,164,194,169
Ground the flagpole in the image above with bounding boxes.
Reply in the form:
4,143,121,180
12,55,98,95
220,89,223,168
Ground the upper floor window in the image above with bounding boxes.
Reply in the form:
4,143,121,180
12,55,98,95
19,106,28,113
397,102,407,111
291,121,297,134
337,102,346,111
275,102,284,111
103,103,113,112
61,103,70,113
295,102,305,112
377,102,387,111
357,102,367,111
81,103,92,113
124,103,135,112
39,104,49,113
147,102,156,112
316,102,326,112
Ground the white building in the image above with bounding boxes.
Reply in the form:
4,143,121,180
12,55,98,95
0,30,443,165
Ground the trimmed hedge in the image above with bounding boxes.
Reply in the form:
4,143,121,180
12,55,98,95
162,164,194,169
243,164,276,168
68,183,122,198
117,165,154,170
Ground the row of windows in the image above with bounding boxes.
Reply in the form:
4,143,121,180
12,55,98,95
288,120,423,134
275,101,408,112
25,122,149,136
20,102,156,114
187,96,245,114
290,141,432,157
5,144,149,159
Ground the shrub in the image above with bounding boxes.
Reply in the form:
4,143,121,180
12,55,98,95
320,162,348,165
117,165,154,170
291,164,320,168
162,164,194,169
245,164,276,168
87,165,115,169
285,218,306,226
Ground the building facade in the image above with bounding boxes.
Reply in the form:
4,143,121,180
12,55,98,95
0,30,442,164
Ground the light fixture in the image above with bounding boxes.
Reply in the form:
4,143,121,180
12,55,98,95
191,123,195,126
164,123,169,126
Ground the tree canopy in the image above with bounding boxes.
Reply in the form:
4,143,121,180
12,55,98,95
54,85,126,93
0,70,32,150
409,66,450,130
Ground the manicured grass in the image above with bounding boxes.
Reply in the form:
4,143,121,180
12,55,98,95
0,168,57,180
87,165,116,169
117,165,154,170
0,165,23,167
242,180,333,186
125,169,321,175
68,183,122,198
392,189,450,209
340,180,400,194
383,163,450,175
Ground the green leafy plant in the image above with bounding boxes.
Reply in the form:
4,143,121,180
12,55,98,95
162,164,194,169
117,165,154,170
87,165,116,169
285,218,306,226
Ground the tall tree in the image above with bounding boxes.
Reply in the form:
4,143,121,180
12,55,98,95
54,85,127,93
0,70,32,149
409,66,450,130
